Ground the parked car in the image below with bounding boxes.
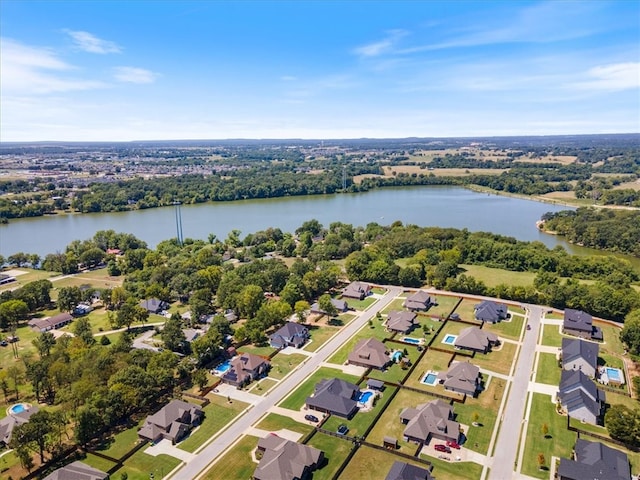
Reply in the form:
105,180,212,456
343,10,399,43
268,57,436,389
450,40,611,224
337,424,349,435
434,444,451,453
305,414,319,423
526,324,531,330
446,440,461,449
0,340,7,347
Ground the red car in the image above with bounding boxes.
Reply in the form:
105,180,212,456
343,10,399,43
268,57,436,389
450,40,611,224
434,444,451,453
446,440,461,449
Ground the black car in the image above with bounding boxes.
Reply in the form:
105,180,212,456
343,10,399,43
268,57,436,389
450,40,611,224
0,340,7,347
337,424,349,435
304,414,319,422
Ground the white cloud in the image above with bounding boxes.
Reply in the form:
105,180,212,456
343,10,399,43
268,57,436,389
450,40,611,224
113,66,159,84
353,29,408,57
64,29,121,54
571,62,640,91
280,75,298,81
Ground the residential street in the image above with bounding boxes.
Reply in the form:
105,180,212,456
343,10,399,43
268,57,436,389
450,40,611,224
172,286,402,480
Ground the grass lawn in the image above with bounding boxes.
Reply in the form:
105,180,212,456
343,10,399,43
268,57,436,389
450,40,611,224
200,435,258,480
569,417,611,438
381,298,407,314
367,345,420,384
521,393,576,478
420,455,484,480
346,297,377,311
328,320,391,365
597,322,625,356
306,432,354,480
304,325,340,352
269,353,307,379
339,445,433,480
255,413,315,436
405,349,455,389
238,344,277,357
92,418,145,458
535,353,561,385
459,264,536,288
80,453,118,473
484,315,525,341
0,450,21,479
428,295,461,320
472,342,518,376
599,352,624,370
452,299,483,324
371,287,387,295
606,391,639,410
178,394,249,453
117,450,181,479
545,312,564,321
248,377,278,395
541,324,563,347
322,386,398,438
279,367,360,411
0,268,59,292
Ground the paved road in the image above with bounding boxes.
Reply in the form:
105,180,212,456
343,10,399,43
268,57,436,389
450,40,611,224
490,305,543,480
172,286,402,480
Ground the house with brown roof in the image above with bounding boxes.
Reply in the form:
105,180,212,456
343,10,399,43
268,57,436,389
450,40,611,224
437,362,481,396
386,311,418,334
220,352,270,388
563,309,603,341
403,291,434,312
42,461,109,480
28,313,73,332
342,281,371,300
138,399,204,445
254,434,324,480
348,338,390,370
454,327,499,354
400,399,460,444
306,378,360,418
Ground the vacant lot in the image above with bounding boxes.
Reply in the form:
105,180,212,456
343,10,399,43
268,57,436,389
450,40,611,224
459,264,537,288
535,353,561,385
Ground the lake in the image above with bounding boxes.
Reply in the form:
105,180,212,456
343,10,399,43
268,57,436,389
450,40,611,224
0,186,618,260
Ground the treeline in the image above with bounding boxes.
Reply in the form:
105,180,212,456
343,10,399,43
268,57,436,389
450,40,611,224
541,208,640,257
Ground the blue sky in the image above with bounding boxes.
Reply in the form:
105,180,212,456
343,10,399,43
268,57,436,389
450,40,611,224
1,0,638,141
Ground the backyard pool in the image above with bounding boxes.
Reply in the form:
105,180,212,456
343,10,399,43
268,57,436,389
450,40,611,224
358,391,374,403
421,372,438,386
442,334,457,345
9,403,28,415
214,359,233,374
605,367,624,384
402,337,422,345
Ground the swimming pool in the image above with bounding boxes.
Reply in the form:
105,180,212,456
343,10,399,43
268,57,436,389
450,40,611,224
215,359,233,374
9,403,27,415
358,391,374,403
402,337,421,344
442,334,457,345
605,367,624,383
422,373,438,386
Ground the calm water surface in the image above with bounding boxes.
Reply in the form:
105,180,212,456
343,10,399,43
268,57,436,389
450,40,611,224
0,186,622,261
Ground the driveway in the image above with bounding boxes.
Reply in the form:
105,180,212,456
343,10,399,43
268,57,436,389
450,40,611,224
146,439,195,463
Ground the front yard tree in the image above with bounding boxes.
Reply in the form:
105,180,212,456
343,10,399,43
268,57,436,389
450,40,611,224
294,300,310,322
536,453,545,470
541,423,549,437
57,286,82,312
318,294,337,318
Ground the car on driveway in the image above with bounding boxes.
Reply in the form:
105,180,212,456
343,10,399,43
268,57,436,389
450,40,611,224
434,444,451,453
305,414,319,422
337,424,349,435
446,440,461,449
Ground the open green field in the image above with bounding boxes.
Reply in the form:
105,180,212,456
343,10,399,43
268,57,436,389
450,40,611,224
597,322,625,356
305,325,340,352
306,432,354,480
535,353,561,385
472,341,518,376
599,352,624,370
268,353,307,379
606,390,639,410
459,264,536,288
339,445,434,480
92,418,145,458
541,324,563,347
421,455,484,480
279,367,360,411
484,315,525,341
328,320,391,365
178,394,249,453
428,295,461,320
200,434,258,480
255,413,314,436
117,450,181,480
380,298,407,314
521,393,576,478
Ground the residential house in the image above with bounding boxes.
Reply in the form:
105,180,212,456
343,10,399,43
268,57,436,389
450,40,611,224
562,338,599,378
0,405,39,447
347,338,390,370
224,309,238,323
139,298,169,314
220,352,270,388
558,439,631,480
563,309,603,341
386,311,418,334
454,327,499,354
437,362,481,396
385,461,435,480
400,399,460,444
558,369,606,425
474,300,508,323
182,328,201,343
269,322,310,349
254,434,324,480
342,281,371,300
305,378,360,418
138,399,204,444
28,313,73,332
310,298,349,315
73,303,93,316
0,274,16,285
403,291,434,312
42,461,109,480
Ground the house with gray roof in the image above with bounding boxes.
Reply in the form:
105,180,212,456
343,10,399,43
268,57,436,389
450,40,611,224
269,322,309,349
310,298,348,315
474,300,508,323
403,291,434,312
558,369,606,425
254,434,324,480
139,298,169,314
138,399,203,444
28,313,73,332
454,327,499,354
437,362,481,396
42,461,109,480
558,439,631,480
563,308,603,341
221,352,270,387
400,399,460,444
386,311,418,334
0,274,17,285
342,281,371,300
0,405,39,447
348,338,390,370
305,378,360,418
562,337,599,378
385,461,435,480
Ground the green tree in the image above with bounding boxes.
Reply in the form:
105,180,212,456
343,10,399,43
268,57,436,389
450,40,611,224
318,294,338,318
605,404,640,447
75,406,104,446
56,286,82,312
536,453,545,470
0,299,29,329
161,314,187,352
237,284,264,319
621,309,640,356
7,363,25,400
32,331,56,357
294,300,310,322
73,317,95,346
193,369,208,392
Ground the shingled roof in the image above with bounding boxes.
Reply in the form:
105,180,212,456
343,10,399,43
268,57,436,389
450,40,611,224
558,439,631,480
